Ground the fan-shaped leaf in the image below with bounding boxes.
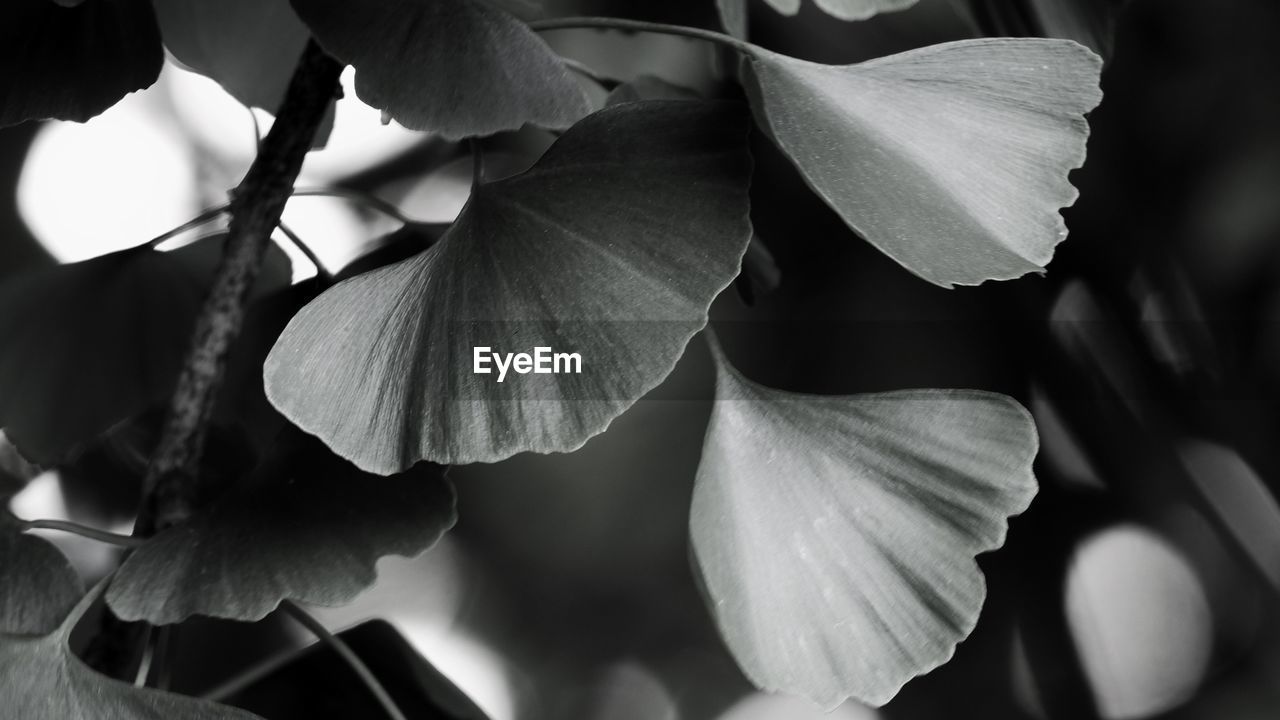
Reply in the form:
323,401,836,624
690,338,1038,707
290,0,590,139
265,101,753,472
742,38,1102,287
106,432,456,624
153,0,308,112
605,76,699,106
0,582,266,719
0,240,290,465
1,477,81,636
0,0,163,127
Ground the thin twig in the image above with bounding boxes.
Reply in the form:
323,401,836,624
276,221,330,279
20,518,146,548
147,205,229,249
528,16,757,55
281,602,408,720
291,187,413,224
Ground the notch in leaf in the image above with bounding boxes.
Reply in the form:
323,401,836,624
691,336,1038,707
743,38,1103,287
106,432,457,625
0,0,163,127
265,101,754,472
290,0,591,139
0,582,266,719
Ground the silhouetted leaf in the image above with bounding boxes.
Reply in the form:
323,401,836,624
291,0,590,139
742,38,1102,286
153,0,310,111
0,0,163,127
265,102,752,472
0,583,264,719
1,480,81,636
106,432,457,624
691,337,1038,707
0,240,290,465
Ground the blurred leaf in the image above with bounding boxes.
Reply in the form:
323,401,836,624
605,76,700,106
716,0,751,38
742,38,1102,287
691,336,1038,708
0,479,81,636
812,0,918,21
265,102,753,472
0,0,163,127
0,583,265,719
153,0,306,111
0,239,290,465
764,0,802,14
106,432,456,624
290,0,590,139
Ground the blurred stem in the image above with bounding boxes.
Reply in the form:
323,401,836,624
19,518,145,548
291,187,413,224
281,602,408,720
529,17,757,56
137,40,343,534
146,204,229,249
276,221,330,280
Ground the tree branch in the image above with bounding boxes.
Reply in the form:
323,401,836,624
138,40,343,534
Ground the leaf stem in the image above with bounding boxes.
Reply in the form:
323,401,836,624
276,221,330,279
147,205,230,249
291,187,413,225
281,602,408,720
20,518,146,548
528,16,758,56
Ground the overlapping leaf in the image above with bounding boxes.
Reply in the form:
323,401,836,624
691,338,1038,707
106,432,457,624
0,583,266,719
0,239,289,465
152,0,310,112
265,101,753,472
742,38,1102,287
0,0,163,127
290,0,590,139
1,476,81,636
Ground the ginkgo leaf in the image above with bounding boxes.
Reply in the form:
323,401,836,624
290,0,591,139
0,0,163,127
265,101,753,472
742,38,1103,287
605,76,700,106
690,337,1038,708
764,0,802,14
0,239,290,465
0,582,266,720
1,478,81,635
152,0,309,112
106,432,457,624
812,0,918,21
